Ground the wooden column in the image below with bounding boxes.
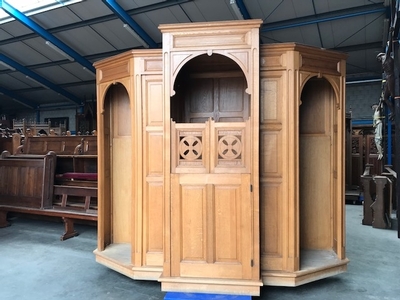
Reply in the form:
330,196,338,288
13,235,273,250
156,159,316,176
391,0,400,238
372,176,389,229
361,173,374,226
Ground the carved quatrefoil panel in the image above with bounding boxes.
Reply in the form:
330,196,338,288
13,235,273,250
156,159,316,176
218,135,242,160
179,135,203,161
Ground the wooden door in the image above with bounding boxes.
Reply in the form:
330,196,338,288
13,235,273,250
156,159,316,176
170,120,253,280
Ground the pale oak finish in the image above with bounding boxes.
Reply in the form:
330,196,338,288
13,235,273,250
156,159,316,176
94,22,348,296
159,19,262,296
94,50,164,280
260,43,348,286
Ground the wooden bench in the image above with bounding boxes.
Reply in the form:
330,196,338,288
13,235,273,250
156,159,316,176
0,147,98,240
0,151,56,208
13,119,66,136
0,133,22,155
16,134,97,156
0,205,97,241
16,134,97,175
52,184,97,240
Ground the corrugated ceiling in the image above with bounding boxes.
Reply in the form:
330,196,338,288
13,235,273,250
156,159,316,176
0,0,391,112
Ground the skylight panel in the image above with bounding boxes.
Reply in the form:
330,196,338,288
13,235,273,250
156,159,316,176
0,0,83,24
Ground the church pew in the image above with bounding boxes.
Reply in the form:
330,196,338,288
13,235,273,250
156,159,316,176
16,134,97,156
0,134,99,240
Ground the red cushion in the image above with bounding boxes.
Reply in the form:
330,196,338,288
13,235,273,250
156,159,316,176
59,172,97,181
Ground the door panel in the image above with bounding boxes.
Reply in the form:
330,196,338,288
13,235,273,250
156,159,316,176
171,173,252,279
170,120,253,281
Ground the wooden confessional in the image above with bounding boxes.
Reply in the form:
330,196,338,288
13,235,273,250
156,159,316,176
93,49,164,280
94,20,348,297
259,44,349,286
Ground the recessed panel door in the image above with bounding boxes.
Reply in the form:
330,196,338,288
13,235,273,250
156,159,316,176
170,120,253,280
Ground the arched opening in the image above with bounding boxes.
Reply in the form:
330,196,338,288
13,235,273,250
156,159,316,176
167,53,255,282
102,83,132,249
171,54,249,123
299,77,338,267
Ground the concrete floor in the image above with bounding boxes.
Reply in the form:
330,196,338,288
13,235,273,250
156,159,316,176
0,205,399,300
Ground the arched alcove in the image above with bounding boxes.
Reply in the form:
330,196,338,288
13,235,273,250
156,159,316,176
101,83,132,248
299,77,338,267
171,54,249,123
94,49,164,281
259,43,348,287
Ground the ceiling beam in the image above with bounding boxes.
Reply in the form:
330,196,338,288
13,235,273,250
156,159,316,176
0,0,191,46
230,0,251,20
261,3,388,32
0,86,37,109
102,0,158,48
0,48,139,76
333,42,383,53
0,1,96,73
235,0,251,19
0,54,82,105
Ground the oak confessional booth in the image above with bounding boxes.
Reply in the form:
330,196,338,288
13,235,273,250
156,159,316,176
94,20,348,297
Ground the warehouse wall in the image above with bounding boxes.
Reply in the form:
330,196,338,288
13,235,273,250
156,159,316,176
40,108,77,133
13,107,77,134
346,81,382,120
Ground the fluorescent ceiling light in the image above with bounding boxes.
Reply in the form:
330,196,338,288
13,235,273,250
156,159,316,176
123,24,149,48
230,0,244,20
0,61,16,71
45,40,74,61
346,78,382,85
25,75,50,89
0,0,83,25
